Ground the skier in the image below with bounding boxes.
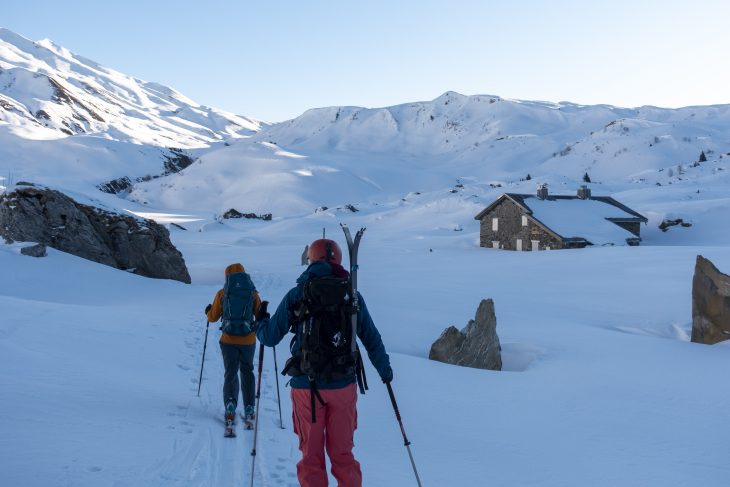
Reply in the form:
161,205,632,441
205,263,265,430
256,238,393,487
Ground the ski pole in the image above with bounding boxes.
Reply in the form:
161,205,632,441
250,343,265,487
386,382,423,487
196,320,210,397
273,345,285,429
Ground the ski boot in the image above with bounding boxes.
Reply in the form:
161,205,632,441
224,399,237,437
243,404,255,430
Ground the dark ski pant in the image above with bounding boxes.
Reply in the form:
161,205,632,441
219,342,255,410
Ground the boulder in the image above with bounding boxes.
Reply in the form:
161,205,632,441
20,243,47,257
691,255,730,344
429,299,502,370
0,185,191,283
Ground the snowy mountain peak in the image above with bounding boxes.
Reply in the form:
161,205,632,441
0,28,266,146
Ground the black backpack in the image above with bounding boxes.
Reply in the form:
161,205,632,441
220,271,256,336
294,276,359,382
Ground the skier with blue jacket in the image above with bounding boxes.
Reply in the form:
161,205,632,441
256,238,392,487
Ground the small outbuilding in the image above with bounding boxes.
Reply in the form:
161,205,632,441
474,184,648,251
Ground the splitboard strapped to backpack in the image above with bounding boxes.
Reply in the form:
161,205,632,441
282,225,369,396
221,271,256,336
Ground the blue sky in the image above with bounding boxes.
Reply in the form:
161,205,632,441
4,0,729,122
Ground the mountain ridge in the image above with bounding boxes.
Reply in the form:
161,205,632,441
2,28,730,246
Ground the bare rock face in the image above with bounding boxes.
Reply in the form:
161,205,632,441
429,299,502,370
0,185,191,283
691,255,730,344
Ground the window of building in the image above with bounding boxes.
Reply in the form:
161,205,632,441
531,240,539,251
492,218,498,231
492,241,499,249
522,215,528,227
516,239,523,251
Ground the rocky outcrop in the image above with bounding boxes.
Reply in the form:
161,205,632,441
0,185,191,283
429,299,502,370
97,176,134,195
20,243,47,257
691,255,730,344
222,208,272,221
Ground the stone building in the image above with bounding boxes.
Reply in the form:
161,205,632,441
474,184,648,250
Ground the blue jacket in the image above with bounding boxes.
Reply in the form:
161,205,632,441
256,261,391,389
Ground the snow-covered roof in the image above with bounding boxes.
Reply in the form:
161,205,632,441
476,193,648,246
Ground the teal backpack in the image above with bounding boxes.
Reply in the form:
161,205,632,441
221,272,256,336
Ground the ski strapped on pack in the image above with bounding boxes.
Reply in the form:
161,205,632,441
340,224,369,394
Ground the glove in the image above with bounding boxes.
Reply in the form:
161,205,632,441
381,366,393,384
255,301,270,322
204,303,212,315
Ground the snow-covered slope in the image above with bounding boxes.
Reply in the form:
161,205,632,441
3,28,730,246
0,28,267,199
0,28,262,144
2,28,730,487
3,218,730,487
133,91,730,247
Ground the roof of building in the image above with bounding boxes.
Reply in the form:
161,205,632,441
474,192,648,246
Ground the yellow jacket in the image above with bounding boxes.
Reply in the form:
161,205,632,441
206,263,261,345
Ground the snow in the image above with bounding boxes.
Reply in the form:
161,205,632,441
1,28,730,487
516,195,640,245
3,224,730,486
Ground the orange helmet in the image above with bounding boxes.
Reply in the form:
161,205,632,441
307,239,342,265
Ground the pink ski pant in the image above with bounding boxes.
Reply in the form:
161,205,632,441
291,382,361,487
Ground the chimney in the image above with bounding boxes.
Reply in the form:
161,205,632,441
577,185,591,200
536,183,549,200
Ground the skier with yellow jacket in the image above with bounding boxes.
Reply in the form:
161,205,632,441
205,262,266,428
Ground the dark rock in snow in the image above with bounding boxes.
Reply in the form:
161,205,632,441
162,148,195,175
222,208,272,221
429,299,502,370
659,218,692,232
97,176,134,195
340,204,359,213
691,255,730,344
20,243,47,257
0,186,191,283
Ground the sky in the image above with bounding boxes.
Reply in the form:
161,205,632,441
4,0,730,123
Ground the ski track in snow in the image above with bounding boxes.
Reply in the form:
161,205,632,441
142,317,298,487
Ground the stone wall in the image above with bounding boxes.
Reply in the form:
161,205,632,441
478,198,562,250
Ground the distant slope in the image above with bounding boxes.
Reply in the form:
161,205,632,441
0,28,263,145
137,92,730,225
2,28,730,245
0,28,266,199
